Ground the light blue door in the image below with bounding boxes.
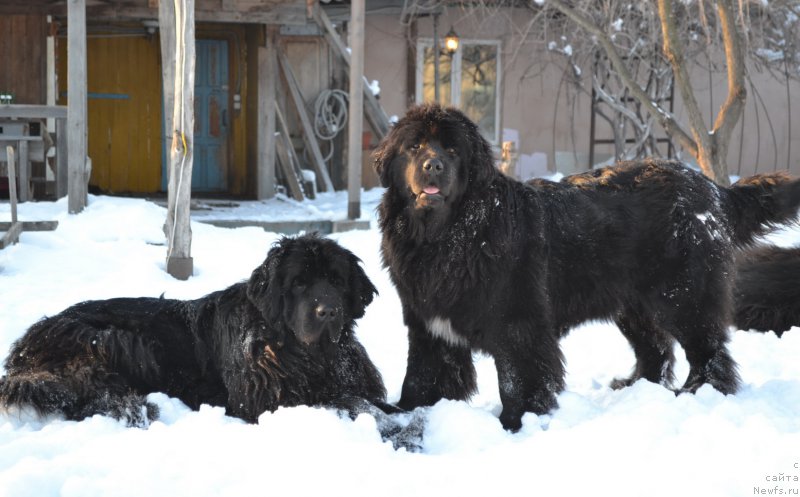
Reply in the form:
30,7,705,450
163,39,229,192
192,39,229,191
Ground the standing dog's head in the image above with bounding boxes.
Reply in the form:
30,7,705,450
372,103,496,220
246,234,378,348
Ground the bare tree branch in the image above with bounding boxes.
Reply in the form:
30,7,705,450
657,0,710,168
713,0,747,155
547,0,698,157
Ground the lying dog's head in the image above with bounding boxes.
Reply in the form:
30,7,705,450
246,234,377,348
372,103,496,217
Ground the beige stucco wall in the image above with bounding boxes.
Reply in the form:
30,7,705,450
363,10,800,180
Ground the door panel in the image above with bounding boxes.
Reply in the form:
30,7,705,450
58,35,162,193
192,39,229,192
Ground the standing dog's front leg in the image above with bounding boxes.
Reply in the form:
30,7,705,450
397,310,477,410
491,323,565,432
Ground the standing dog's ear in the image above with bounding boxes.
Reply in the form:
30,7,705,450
452,108,496,189
372,129,399,188
347,252,378,320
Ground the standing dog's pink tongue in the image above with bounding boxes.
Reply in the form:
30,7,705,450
423,186,440,195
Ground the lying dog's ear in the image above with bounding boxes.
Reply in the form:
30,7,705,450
347,253,378,320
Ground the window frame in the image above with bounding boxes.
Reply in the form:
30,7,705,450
415,37,503,145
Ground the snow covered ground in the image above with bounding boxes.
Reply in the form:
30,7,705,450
2,191,800,497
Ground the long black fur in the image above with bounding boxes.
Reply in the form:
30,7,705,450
734,245,800,336
0,234,389,427
373,103,800,431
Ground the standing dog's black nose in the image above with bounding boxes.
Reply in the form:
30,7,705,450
315,304,338,321
422,157,444,173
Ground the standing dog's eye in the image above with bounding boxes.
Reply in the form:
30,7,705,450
410,143,421,151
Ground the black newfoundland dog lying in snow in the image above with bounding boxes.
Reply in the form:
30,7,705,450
373,103,800,431
734,245,800,337
0,235,397,431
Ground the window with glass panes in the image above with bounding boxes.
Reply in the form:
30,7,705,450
416,39,501,144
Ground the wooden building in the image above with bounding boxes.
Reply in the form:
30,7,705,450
1,0,384,200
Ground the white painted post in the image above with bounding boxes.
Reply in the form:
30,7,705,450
347,0,365,220
67,0,88,213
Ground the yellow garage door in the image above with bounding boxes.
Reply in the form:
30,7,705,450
58,33,163,193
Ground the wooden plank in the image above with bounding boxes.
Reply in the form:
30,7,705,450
277,48,334,193
67,0,88,214
313,6,389,140
347,0,365,220
256,26,277,200
274,100,305,201
162,0,196,280
0,223,22,249
0,104,68,119
55,117,67,198
0,221,58,231
18,140,29,202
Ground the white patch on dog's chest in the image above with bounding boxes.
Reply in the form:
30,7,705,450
426,317,469,347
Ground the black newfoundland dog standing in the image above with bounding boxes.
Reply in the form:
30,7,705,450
0,234,391,428
373,103,800,431
734,245,800,337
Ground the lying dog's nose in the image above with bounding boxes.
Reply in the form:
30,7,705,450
422,158,444,173
315,304,338,321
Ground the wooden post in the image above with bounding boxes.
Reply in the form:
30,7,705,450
67,0,88,214
257,26,277,200
161,0,196,280
56,117,67,198
347,0,365,220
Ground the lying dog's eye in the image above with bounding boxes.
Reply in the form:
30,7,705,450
446,147,457,156
292,281,307,291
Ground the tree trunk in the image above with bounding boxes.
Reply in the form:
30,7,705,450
658,0,744,187
161,0,195,280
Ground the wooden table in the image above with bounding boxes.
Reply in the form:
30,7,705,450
0,105,67,201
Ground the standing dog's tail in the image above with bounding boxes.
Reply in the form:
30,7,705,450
724,172,800,246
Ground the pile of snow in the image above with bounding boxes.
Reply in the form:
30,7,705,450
2,192,800,497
